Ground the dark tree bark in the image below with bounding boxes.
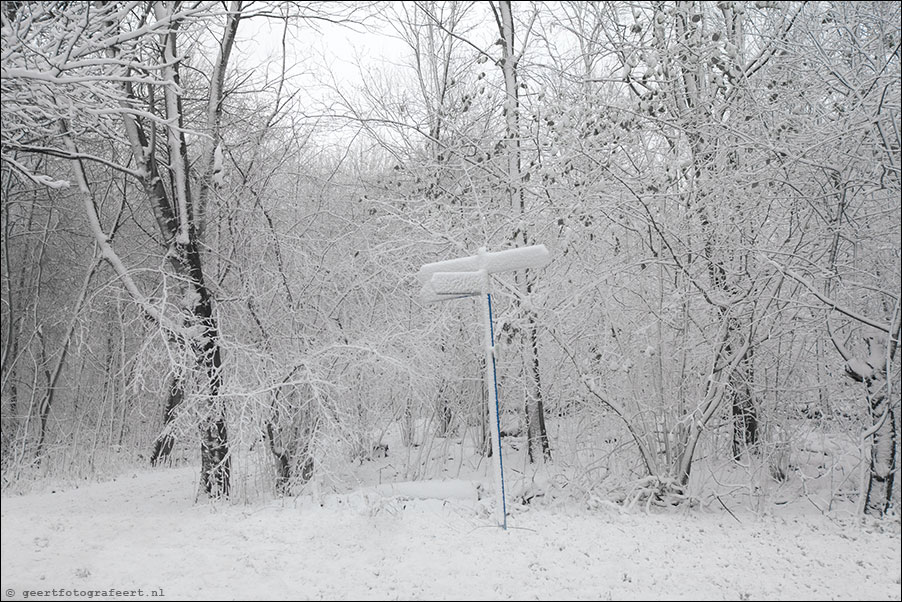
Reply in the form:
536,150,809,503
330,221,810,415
150,374,184,466
107,5,236,496
841,331,899,516
495,0,551,463
863,372,896,516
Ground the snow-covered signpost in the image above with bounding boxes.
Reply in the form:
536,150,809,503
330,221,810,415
417,245,551,530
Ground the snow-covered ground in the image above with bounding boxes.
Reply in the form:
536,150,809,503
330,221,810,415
1,466,899,601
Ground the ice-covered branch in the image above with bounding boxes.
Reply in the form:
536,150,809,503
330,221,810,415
4,143,146,179
761,254,894,334
2,67,170,87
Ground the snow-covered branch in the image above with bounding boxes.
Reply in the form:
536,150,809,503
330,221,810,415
761,254,894,334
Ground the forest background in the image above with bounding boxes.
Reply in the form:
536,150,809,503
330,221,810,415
1,0,899,519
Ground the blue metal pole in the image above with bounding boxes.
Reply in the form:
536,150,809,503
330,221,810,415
487,293,507,530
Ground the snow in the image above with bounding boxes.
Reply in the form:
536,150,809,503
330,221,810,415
429,271,488,296
369,479,479,502
211,143,224,187
419,271,489,304
2,467,899,601
417,245,551,285
846,357,874,379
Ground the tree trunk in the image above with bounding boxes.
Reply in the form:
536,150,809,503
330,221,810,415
182,237,230,497
730,345,759,458
150,373,183,466
667,2,760,461
694,155,758,460
104,5,236,497
262,375,316,497
842,331,900,516
496,0,551,463
265,416,314,496
525,310,551,461
863,370,896,516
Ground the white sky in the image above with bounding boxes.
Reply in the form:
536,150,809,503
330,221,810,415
234,11,410,97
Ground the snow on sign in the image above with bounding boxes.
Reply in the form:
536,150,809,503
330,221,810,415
416,245,551,529
417,244,551,303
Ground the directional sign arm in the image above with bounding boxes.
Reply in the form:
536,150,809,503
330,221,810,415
417,244,550,285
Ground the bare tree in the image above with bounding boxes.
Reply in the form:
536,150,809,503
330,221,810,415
2,1,243,496
491,0,552,463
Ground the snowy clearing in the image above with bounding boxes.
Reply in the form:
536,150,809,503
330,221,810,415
1,467,899,601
